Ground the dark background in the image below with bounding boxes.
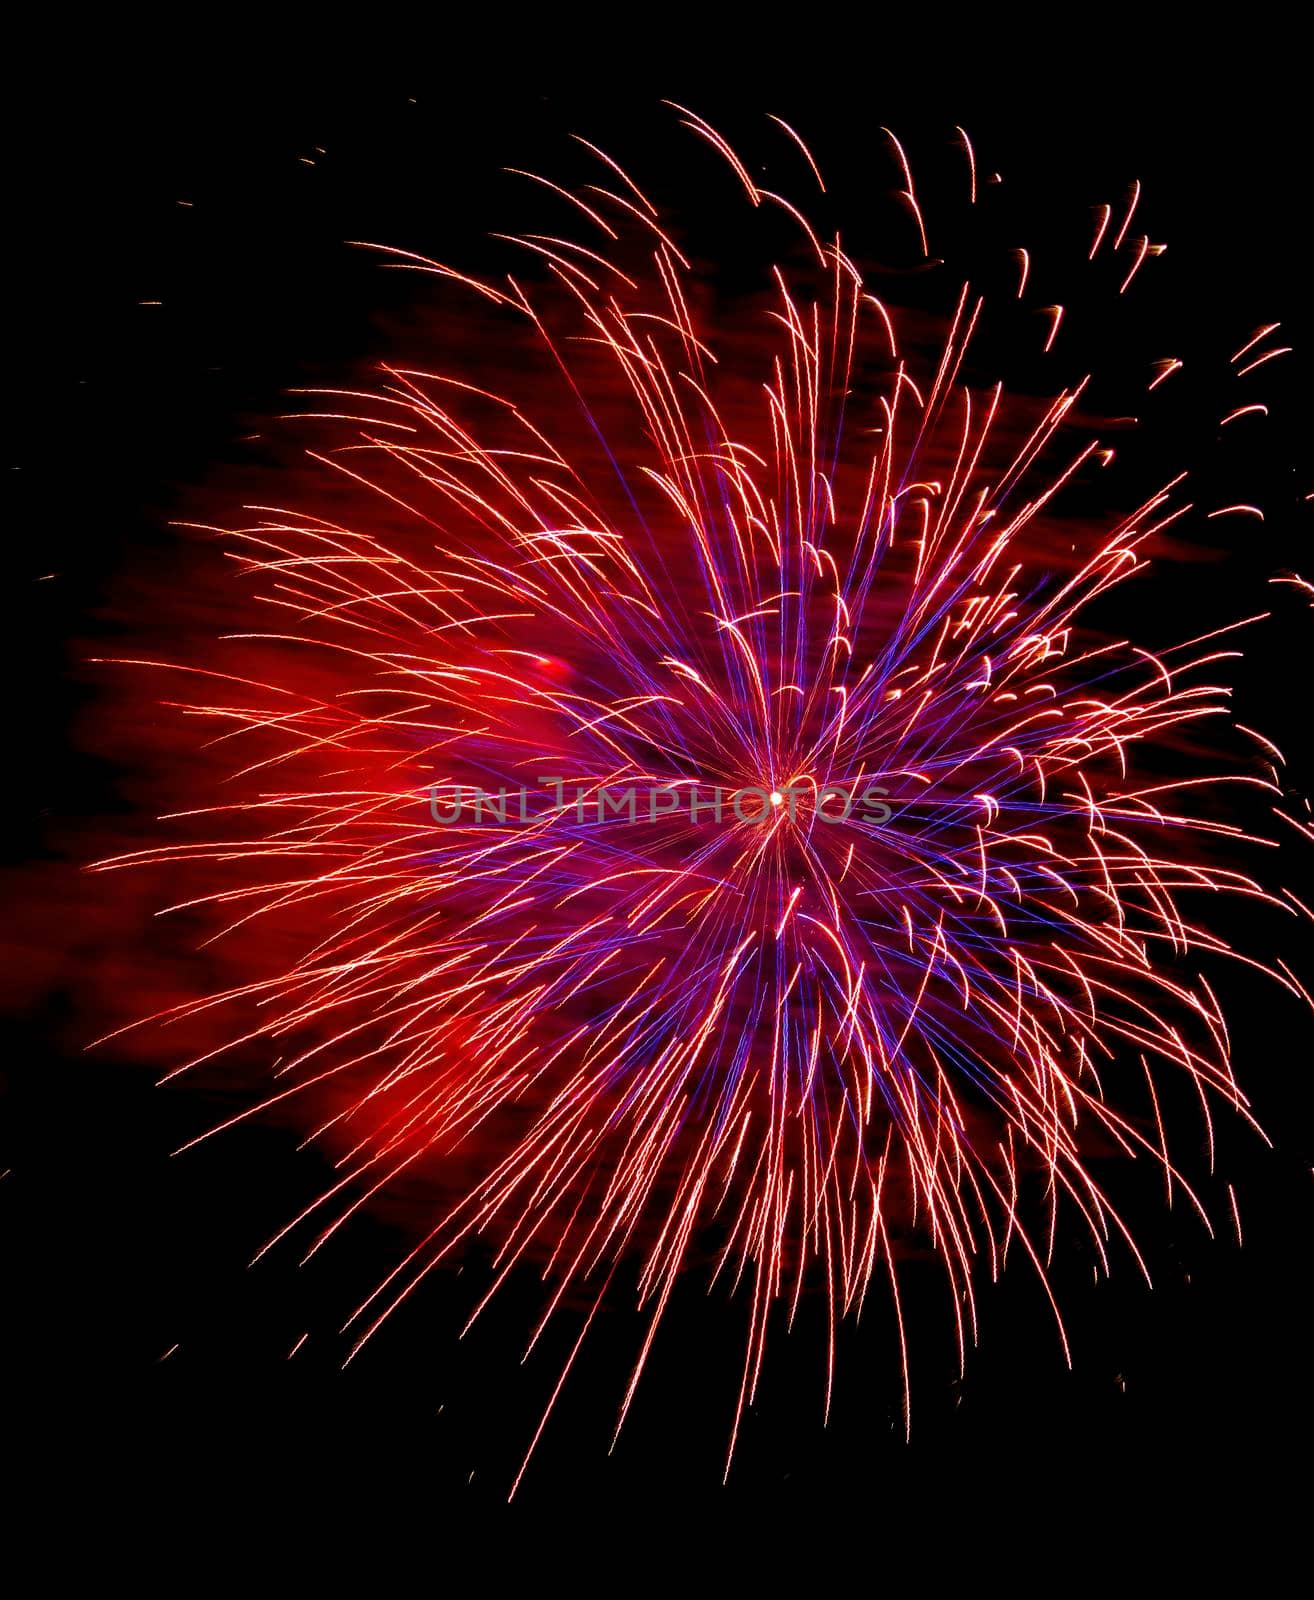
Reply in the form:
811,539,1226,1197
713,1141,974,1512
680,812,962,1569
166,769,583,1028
4,35,1312,1556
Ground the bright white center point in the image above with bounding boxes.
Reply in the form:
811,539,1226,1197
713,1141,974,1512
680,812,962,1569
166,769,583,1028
770,791,784,807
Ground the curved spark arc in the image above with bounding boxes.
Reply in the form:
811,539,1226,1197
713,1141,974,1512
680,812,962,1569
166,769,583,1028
92,115,1305,1491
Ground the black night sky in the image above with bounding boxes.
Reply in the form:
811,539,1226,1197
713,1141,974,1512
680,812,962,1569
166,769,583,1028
5,33,1312,1560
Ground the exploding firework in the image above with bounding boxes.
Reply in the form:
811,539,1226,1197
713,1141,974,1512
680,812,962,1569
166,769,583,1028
91,108,1310,1492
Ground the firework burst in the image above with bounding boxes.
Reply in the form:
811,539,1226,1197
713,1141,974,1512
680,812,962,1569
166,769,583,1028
92,109,1309,1492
